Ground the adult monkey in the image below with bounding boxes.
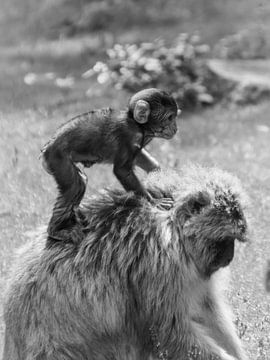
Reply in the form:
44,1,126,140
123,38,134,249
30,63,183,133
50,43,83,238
42,88,180,243
3,167,248,360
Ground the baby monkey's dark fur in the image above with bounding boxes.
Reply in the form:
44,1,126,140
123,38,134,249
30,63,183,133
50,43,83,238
3,166,248,360
42,88,179,244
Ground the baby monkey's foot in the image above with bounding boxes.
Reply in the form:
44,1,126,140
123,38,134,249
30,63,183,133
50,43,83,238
48,225,85,245
68,225,85,243
76,208,88,227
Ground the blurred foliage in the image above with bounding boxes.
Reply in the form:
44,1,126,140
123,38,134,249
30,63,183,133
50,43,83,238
74,0,185,33
2,0,270,47
214,27,270,60
86,34,214,110
28,0,270,41
32,0,188,38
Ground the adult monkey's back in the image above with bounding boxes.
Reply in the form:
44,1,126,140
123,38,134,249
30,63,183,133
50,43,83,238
3,167,248,360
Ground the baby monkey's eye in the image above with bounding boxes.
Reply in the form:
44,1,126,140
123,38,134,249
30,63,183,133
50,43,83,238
168,114,174,121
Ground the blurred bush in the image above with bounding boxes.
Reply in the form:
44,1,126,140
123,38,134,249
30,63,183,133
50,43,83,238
37,0,187,36
86,34,214,109
75,0,187,32
214,27,269,60
26,0,270,48
32,0,236,39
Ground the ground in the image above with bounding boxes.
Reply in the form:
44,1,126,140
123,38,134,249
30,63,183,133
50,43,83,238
0,0,270,359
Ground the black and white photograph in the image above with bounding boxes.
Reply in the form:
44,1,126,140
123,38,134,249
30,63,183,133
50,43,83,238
0,1,269,359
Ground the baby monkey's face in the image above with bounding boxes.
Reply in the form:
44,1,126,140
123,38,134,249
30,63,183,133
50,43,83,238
148,98,180,140
129,88,180,139
151,108,179,139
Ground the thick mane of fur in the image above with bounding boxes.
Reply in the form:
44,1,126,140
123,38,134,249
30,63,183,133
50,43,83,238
143,164,248,207
4,165,248,360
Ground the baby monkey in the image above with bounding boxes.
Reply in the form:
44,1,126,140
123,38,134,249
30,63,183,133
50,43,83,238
42,88,180,243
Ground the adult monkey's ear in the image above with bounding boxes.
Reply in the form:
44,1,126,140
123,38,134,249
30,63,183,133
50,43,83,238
175,191,211,225
134,100,150,124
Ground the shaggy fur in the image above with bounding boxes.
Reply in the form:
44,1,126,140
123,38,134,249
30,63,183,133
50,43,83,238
3,166,248,360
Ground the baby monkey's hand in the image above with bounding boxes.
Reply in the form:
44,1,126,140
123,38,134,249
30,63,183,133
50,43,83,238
145,191,174,210
156,197,174,210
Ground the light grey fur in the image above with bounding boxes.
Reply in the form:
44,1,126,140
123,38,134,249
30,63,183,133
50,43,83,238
3,166,248,360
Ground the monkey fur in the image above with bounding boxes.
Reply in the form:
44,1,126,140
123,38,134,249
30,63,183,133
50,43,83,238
3,165,248,360
41,88,179,244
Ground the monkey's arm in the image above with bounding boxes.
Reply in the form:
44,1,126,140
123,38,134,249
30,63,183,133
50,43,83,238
114,159,173,210
135,148,175,209
135,148,160,173
189,321,237,360
201,294,247,360
113,152,151,199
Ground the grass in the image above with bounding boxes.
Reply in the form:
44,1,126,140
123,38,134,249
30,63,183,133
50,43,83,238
0,1,270,358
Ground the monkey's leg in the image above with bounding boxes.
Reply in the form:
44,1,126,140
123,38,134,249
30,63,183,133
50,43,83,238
43,148,87,243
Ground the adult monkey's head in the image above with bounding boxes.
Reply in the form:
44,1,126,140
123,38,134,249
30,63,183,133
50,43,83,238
177,185,248,278
128,88,180,139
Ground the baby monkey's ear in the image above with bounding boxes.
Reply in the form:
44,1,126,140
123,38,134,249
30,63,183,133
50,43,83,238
134,100,151,124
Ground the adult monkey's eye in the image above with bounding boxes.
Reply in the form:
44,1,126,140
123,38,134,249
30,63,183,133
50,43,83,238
168,114,174,121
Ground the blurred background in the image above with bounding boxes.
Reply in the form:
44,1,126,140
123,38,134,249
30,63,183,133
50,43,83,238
0,0,270,358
